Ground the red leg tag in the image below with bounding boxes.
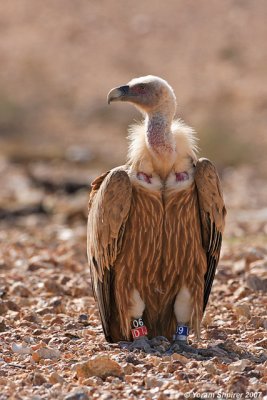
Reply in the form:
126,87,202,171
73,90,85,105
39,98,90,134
131,325,148,339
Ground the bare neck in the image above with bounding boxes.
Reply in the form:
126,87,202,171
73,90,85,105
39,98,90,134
146,109,175,157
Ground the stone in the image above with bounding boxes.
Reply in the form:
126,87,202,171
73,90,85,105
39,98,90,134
227,374,249,394
23,312,42,324
36,346,61,360
249,316,266,329
0,301,8,315
32,372,47,386
0,317,7,332
233,304,251,319
65,391,89,400
171,353,190,365
246,274,267,292
44,279,64,294
74,355,123,379
203,361,217,374
10,282,31,297
228,359,251,372
145,376,164,389
49,372,65,385
11,343,32,355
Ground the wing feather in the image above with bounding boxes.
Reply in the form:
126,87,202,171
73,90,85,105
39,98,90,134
195,158,226,311
87,167,132,340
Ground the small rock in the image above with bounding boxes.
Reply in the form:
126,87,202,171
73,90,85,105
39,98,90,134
148,356,161,367
78,314,89,325
75,355,123,379
246,274,267,292
245,248,265,266
125,354,141,365
65,390,89,400
44,279,64,294
49,298,65,313
171,353,190,365
0,301,8,315
233,259,246,274
4,300,20,311
227,374,248,394
203,361,217,374
23,312,42,324
249,316,266,329
249,259,267,273
145,376,164,389
31,352,41,363
256,339,267,349
49,372,65,385
10,283,31,297
0,317,7,332
228,359,251,372
234,287,251,300
82,377,103,386
122,363,134,375
32,372,47,386
233,304,251,319
36,346,61,360
12,343,32,355
32,329,44,336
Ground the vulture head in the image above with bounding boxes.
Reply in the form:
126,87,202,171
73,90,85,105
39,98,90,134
107,75,176,117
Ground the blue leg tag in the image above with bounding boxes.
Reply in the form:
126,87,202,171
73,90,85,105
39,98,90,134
174,325,189,341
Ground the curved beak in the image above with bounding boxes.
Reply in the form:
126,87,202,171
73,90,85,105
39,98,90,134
107,85,130,104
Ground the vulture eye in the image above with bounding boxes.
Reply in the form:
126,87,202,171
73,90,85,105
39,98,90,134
138,84,146,94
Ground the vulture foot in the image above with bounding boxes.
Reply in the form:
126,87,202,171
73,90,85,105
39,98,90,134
149,336,170,353
167,340,198,355
119,337,157,354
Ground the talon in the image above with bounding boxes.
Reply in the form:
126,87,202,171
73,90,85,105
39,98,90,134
119,336,157,354
150,336,170,352
167,340,198,355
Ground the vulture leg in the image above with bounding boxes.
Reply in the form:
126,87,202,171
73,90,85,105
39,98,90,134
119,290,157,353
167,286,198,354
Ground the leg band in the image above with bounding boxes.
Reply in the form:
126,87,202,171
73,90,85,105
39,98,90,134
131,318,148,339
174,325,189,341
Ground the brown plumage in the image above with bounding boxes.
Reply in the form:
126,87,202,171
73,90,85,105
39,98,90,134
87,76,226,344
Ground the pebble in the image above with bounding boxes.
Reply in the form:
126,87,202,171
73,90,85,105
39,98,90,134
202,361,218,374
171,353,190,365
49,372,65,385
10,282,31,297
12,343,32,355
228,359,251,372
233,303,251,319
0,317,7,332
64,390,89,400
75,355,123,379
32,372,47,386
36,346,61,360
0,301,8,315
44,279,64,294
145,376,164,389
246,274,267,292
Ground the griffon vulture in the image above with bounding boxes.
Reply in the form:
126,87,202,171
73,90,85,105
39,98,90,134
87,75,226,353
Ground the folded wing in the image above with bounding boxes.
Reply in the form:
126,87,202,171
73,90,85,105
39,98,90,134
87,167,132,340
194,158,226,311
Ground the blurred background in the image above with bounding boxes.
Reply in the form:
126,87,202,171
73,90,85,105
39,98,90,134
0,0,266,239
